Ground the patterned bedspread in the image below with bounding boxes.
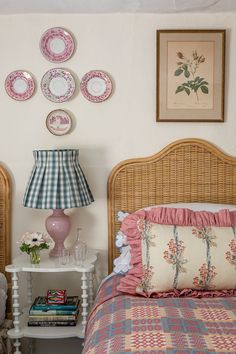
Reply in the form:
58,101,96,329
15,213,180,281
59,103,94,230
83,275,236,354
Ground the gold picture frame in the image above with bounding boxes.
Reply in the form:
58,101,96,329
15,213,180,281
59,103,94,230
156,29,225,122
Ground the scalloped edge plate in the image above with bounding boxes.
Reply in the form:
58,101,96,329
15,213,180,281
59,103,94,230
41,68,76,103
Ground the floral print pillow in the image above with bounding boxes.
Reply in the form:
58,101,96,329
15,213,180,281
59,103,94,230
118,207,236,297
137,223,235,294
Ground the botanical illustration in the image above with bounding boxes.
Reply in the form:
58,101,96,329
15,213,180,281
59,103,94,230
174,50,209,101
158,30,224,121
163,226,187,289
192,227,217,289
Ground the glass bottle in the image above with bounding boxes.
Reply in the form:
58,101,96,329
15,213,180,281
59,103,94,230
72,227,87,266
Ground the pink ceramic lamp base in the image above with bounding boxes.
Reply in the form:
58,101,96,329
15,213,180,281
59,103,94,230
45,209,71,257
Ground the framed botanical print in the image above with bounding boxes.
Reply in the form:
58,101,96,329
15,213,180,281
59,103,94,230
156,29,225,122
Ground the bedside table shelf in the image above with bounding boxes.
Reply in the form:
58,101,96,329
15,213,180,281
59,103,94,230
7,313,84,339
6,249,98,353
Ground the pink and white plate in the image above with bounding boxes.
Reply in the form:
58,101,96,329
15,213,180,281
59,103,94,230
41,68,76,103
80,70,112,103
40,27,75,63
46,109,72,136
5,70,35,101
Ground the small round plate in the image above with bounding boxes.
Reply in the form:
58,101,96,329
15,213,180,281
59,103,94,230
41,68,76,102
80,70,112,102
5,70,35,101
46,110,72,136
40,27,75,63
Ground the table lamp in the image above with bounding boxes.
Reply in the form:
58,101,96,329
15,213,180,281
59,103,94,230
23,149,94,257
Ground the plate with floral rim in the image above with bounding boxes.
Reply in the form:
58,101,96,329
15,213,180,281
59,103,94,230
5,70,35,101
41,68,76,103
80,70,112,103
46,109,72,136
40,27,75,63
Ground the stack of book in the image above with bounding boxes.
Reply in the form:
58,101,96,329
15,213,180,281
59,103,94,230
28,296,80,327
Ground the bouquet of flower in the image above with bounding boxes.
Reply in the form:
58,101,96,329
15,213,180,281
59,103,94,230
19,232,51,254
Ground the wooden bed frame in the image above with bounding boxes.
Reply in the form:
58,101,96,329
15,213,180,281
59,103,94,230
107,138,236,272
0,163,11,318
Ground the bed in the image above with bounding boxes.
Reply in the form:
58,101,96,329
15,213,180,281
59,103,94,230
0,163,12,354
83,138,236,353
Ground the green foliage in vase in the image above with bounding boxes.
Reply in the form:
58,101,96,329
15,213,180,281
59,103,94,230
174,50,209,101
19,232,51,255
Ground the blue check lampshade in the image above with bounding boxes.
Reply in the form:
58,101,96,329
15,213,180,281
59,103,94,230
23,149,94,209
23,149,94,257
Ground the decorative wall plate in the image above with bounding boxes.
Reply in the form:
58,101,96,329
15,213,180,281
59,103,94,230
40,27,75,63
41,68,76,102
5,70,35,101
80,70,112,102
46,109,72,136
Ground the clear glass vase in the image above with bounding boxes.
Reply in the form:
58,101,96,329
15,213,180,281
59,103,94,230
30,248,40,264
72,228,87,266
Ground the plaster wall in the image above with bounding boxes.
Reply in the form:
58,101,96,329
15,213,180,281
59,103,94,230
0,12,236,353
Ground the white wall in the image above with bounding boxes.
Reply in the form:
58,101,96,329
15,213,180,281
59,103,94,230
1,12,236,353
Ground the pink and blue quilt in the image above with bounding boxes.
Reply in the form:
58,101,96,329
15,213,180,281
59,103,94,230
83,275,236,354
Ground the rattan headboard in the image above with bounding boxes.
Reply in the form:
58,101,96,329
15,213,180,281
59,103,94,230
108,138,236,272
0,163,11,318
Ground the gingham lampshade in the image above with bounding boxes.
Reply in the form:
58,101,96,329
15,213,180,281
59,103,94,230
23,149,94,209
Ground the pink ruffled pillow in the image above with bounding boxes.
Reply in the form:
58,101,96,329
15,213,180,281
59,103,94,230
117,207,236,298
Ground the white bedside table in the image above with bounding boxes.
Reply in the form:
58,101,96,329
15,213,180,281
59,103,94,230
5,249,98,354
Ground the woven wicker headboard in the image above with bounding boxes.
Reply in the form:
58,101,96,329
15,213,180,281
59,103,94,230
0,164,11,318
107,138,236,272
